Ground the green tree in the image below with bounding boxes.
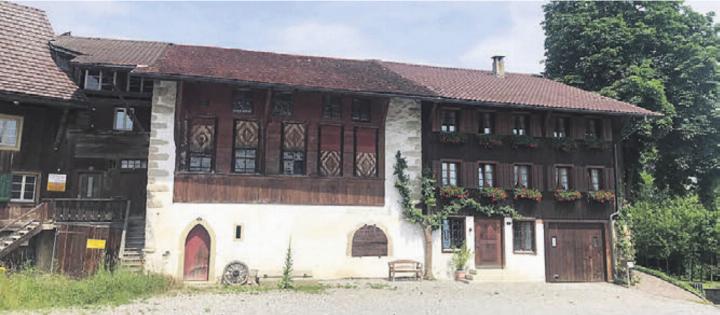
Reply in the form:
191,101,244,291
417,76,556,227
543,1,720,205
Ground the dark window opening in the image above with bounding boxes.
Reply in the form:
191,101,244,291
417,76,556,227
272,91,293,116
441,110,458,133
233,120,260,173
187,118,216,172
351,98,371,122
553,117,569,138
479,112,494,135
232,89,254,114
235,225,243,240
586,119,603,139
322,95,342,119
78,173,102,199
442,217,466,251
512,114,528,136
282,123,306,175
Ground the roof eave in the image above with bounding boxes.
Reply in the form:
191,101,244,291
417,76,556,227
0,92,87,109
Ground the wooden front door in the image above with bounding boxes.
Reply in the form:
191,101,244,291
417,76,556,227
184,225,211,281
545,222,606,282
474,218,503,267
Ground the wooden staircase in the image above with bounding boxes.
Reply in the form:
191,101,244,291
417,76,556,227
119,217,145,271
0,220,43,259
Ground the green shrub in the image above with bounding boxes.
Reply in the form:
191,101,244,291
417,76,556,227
278,240,294,289
451,243,471,271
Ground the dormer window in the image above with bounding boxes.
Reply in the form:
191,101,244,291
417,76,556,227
127,75,154,93
84,69,116,91
441,110,458,133
553,117,569,138
512,114,528,136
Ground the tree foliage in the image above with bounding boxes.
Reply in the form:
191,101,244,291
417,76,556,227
543,1,720,205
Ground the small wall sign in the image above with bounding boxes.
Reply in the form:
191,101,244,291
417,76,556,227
47,173,67,192
86,239,106,249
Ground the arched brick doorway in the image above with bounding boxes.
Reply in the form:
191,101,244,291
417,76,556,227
184,224,211,281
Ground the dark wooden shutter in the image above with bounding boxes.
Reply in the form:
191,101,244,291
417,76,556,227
496,112,512,135
265,121,281,174
463,161,477,188
351,225,388,257
530,114,543,137
532,165,544,191
0,173,11,202
572,117,586,139
432,160,442,182
431,105,441,132
604,167,615,191
575,166,587,192
498,163,512,189
602,118,613,141
547,165,557,190
460,109,476,133
319,125,342,176
355,128,378,177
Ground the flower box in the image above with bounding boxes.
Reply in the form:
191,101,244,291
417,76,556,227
554,189,582,202
551,137,579,152
478,187,508,203
510,135,539,149
513,187,542,202
476,134,504,149
583,137,608,151
439,185,468,199
438,132,465,145
588,190,615,204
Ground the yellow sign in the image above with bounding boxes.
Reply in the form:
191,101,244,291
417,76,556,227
47,174,67,192
86,239,106,249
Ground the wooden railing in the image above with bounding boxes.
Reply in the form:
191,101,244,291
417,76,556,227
0,202,49,235
47,198,130,223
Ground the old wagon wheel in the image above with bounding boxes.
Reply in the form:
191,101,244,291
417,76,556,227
221,261,249,285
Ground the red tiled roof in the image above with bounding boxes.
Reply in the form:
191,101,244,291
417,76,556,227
51,35,169,67
135,44,435,96
0,2,84,105
379,61,658,116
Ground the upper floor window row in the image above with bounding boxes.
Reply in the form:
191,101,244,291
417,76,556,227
83,69,154,93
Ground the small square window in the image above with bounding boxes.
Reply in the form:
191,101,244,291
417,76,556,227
513,221,535,253
114,108,134,131
11,174,37,203
442,217,466,251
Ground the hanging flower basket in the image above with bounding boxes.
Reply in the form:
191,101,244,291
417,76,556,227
478,187,509,203
588,190,615,204
551,138,579,152
438,132,466,145
476,134,504,149
513,187,542,202
582,136,608,151
554,189,582,202
439,185,468,199
510,135,539,149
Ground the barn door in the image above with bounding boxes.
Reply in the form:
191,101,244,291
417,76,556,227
545,222,606,282
474,218,503,267
184,225,211,281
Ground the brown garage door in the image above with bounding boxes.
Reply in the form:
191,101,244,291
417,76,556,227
545,222,606,282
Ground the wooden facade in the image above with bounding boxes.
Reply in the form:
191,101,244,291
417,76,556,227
173,82,388,206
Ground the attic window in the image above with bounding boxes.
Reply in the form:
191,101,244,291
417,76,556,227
127,75,154,93
84,69,116,91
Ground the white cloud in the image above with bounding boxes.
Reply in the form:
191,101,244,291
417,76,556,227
458,3,545,74
686,1,720,15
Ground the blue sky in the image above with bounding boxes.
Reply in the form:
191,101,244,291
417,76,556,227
24,1,720,74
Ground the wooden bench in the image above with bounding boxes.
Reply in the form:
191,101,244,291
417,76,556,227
388,259,423,281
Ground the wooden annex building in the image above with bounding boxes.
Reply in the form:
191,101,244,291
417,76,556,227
0,1,659,282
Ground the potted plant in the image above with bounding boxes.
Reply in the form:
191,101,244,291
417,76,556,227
438,132,466,145
509,135,538,149
452,243,471,281
588,190,615,204
478,186,509,203
476,134,504,149
439,185,468,200
513,187,543,202
554,189,582,202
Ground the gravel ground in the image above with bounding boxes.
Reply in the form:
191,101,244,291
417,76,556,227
11,280,720,315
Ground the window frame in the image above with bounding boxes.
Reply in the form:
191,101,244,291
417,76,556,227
440,109,459,133
441,216,466,252
186,117,217,173
587,167,604,192
126,75,154,94
113,107,135,131
322,94,343,120
0,114,23,152
478,111,494,135
281,122,307,176
232,119,261,174
513,164,532,188
10,172,39,203
553,116,570,138
554,165,573,191
271,91,294,117
585,118,603,139
84,69,116,91
477,162,496,188
77,172,103,199
119,159,147,170
440,160,460,187
512,220,536,254
351,97,372,122
231,88,255,114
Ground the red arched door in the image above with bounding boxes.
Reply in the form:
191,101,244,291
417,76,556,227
184,225,211,281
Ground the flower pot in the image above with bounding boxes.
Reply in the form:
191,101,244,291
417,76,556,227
454,270,466,281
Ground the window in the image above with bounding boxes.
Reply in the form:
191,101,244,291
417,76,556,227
282,123,306,175
127,75,154,93
11,174,36,202
272,91,293,116
553,117,569,138
120,159,147,169
513,221,535,253
319,125,342,176
78,173,102,199
351,98,371,122
0,114,22,151
354,127,378,177
233,120,260,173
114,107,134,131
232,89,254,114
478,163,495,187
513,165,530,188
586,119,603,138
441,162,459,186
555,167,571,190
187,118,216,172
479,112,494,135
351,225,388,257
234,225,243,240
84,69,116,91
442,217,466,251
440,110,458,133
588,168,602,191
322,95,342,119
512,114,528,136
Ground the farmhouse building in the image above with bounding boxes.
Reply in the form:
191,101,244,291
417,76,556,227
0,2,658,282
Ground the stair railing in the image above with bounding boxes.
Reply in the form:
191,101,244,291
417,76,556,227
0,202,48,235
117,200,133,261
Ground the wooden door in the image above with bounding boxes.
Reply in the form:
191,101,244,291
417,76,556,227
474,218,503,267
109,170,147,217
545,222,606,282
184,225,211,281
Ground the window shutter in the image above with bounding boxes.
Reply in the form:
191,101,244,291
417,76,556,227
265,122,281,174
431,106,441,132
0,173,10,202
463,161,477,188
575,166,587,192
496,112,512,135
602,119,613,141
460,109,476,134
432,160,441,182
532,165,544,191
498,163,512,189
530,114,543,137
547,165,557,191
604,168,615,191
572,117,586,139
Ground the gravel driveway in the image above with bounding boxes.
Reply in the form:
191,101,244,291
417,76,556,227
17,280,720,315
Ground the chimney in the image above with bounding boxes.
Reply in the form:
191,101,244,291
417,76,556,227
491,55,505,78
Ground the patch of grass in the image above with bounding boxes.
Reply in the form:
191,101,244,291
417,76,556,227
0,268,178,311
634,266,706,300
333,282,359,289
366,282,395,290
